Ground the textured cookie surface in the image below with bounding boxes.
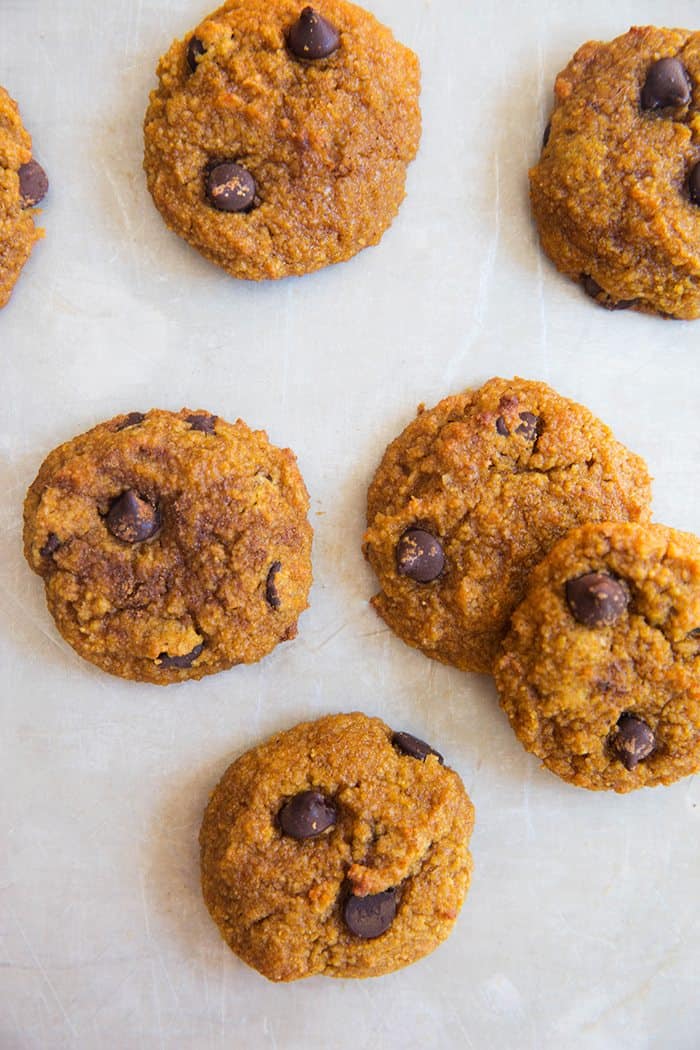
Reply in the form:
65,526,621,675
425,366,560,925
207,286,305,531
495,522,700,792
531,26,700,319
143,0,421,280
199,712,474,981
0,86,47,308
363,378,652,674
23,409,312,684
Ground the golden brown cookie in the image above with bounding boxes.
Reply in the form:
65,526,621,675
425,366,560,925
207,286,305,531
363,378,653,674
495,522,700,792
143,0,421,280
0,86,48,308
199,712,474,981
531,26,700,319
23,409,312,684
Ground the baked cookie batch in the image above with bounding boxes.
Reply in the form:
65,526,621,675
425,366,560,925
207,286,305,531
5,2,700,984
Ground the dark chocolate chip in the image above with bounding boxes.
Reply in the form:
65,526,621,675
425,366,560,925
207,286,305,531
515,412,540,441
565,572,629,628
278,790,337,839
689,627,700,638
396,528,445,583
392,731,444,764
106,490,161,544
344,889,398,939
689,162,700,205
205,162,256,213
115,412,145,431
610,713,655,771
266,561,282,609
186,36,206,73
641,57,691,110
40,532,60,557
186,413,216,434
496,416,510,436
287,6,340,60
18,160,49,208
542,121,551,148
157,643,204,670
581,274,637,311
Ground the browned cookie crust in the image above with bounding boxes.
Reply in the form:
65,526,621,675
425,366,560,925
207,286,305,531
495,522,700,792
531,26,700,319
363,378,652,674
0,86,48,308
23,409,312,684
143,0,421,280
199,712,474,981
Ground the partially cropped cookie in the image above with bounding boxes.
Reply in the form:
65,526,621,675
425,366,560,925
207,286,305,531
495,522,700,792
23,409,312,684
531,26,700,319
0,86,48,308
143,0,421,280
199,713,474,981
363,378,652,674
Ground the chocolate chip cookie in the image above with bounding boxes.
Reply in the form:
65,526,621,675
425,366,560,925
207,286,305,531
363,378,652,674
531,26,700,319
0,86,48,308
143,0,421,280
495,522,700,792
199,712,474,981
23,409,312,684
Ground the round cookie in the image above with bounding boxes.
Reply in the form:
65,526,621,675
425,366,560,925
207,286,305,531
0,86,48,308
23,409,312,684
495,522,700,792
363,378,652,674
199,712,474,981
143,0,421,280
531,26,700,319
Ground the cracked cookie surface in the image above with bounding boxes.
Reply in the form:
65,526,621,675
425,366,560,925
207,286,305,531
199,712,474,981
363,378,652,674
531,26,700,318
23,409,312,684
495,522,700,792
143,0,421,280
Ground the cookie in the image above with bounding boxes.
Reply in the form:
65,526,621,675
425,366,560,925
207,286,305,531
199,712,474,981
143,0,421,280
495,522,700,792
531,26,700,319
23,409,312,684
363,378,652,674
0,86,48,308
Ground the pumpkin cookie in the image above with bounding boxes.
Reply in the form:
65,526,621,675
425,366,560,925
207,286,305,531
363,378,652,674
0,86,48,308
199,712,474,981
495,522,700,792
23,409,312,684
143,0,421,280
531,26,700,319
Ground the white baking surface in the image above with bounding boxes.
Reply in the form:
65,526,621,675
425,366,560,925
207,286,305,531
1,0,700,1047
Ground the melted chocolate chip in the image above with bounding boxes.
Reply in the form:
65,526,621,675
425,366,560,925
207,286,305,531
610,713,655,771
392,731,444,764
515,412,540,441
396,528,445,583
40,532,60,557
18,160,49,207
106,491,161,543
641,57,691,111
287,7,340,60
157,643,204,670
689,162,700,205
581,275,638,311
496,416,510,436
542,121,551,148
278,790,337,839
566,572,629,628
266,561,282,609
186,36,205,73
186,413,216,434
115,412,145,431
344,888,398,939
205,162,256,212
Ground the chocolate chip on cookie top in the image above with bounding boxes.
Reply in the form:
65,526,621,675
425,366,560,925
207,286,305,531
199,713,474,981
287,6,340,59
495,521,700,792
23,409,313,684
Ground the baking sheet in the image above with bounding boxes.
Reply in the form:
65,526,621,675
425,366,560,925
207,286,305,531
1,1,699,1047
